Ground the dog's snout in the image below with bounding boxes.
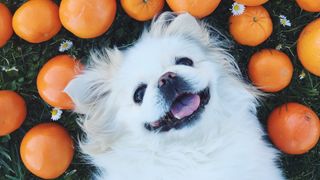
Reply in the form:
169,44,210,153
158,72,177,88
158,72,191,106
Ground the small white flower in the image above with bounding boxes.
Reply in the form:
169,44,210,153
1,66,18,72
276,44,283,51
279,15,291,27
299,70,306,80
275,44,283,50
230,2,245,16
59,40,73,52
51,108,63,121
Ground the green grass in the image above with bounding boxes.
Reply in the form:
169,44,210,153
0,0,319,179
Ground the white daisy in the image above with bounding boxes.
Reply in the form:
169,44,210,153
275,44,283,50
299,70,306,80
59,40,73,52
230,2,245,16
1,66,18,72
279,15,291,27
51,107,63,121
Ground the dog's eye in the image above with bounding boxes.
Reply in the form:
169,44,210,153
133,84,147,104
175,57,193,66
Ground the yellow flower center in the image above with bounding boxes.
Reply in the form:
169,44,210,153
234,5,239,11
51,109,58,116
299,71,306,79
62,43,68,48
280,19,286,24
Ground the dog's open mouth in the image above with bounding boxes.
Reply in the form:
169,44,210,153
145,88,210,132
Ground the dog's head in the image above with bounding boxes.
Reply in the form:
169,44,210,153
65,13,259,153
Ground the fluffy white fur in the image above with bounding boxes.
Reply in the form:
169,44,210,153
65,13,284,180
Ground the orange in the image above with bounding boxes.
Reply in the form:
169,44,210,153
20,123,74,179
234,0,268,6
229,6,273,46
12,0,61,43
0,3,13,47
297,18,320,77
0,91,27,136
121,0,164,21
296,0,320,12
248,49,293,92
59,0,117,38
166,0,221,19
37,55,83,110
268,103,320,155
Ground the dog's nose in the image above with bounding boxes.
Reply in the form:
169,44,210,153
158,72,177,88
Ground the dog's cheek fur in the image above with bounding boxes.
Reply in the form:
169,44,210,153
65,48,127,154
65,48,122,114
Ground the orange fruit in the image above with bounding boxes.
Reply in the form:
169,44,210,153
296,0,320,12
297,18,320,77
37,55,83,110
59,0,117,38
0,3,13,47
229,6,273,46
20,123,74,179
248,49,293,92
166,0,221,19
234,0,268,6
268,103,320,155
121,0,164,21
12,0,61,43
0,91,27,136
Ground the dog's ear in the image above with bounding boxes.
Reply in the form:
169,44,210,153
64,48,123,114
167,13,207,39
149,12,211,45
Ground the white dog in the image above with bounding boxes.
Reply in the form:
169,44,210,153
65,13,284,180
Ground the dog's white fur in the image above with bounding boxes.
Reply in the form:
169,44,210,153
65,13,284,180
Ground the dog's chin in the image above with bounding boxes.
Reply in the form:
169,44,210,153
145,88,210,133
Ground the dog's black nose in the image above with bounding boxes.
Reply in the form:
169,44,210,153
158,72,191,106
158,72,177,88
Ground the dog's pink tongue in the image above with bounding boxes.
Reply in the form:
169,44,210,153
170,94,200,120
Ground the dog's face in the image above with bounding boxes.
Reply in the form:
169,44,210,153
65,13,249,148
114,36,214,134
